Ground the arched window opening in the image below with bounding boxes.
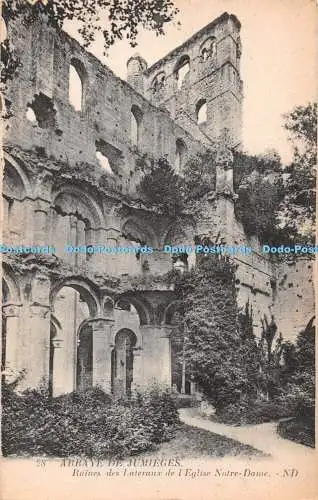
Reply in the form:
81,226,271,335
26,106,37,123
0,17,7,43
200,37,216,61
202,48,209,61
131,105,142,146
69,62,84,111
175,55,190,90
196,99,207,124
151,72,165,93
172,253,189,274
96,151,114,176
175,138,187,172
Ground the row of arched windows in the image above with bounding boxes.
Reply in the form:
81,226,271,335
24,57,205,174
151,37,217,93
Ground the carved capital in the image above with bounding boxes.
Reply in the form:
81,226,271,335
2,303,22,318
35,198,50,213
52,338,64,349
29,303,50,318
91,318,115,332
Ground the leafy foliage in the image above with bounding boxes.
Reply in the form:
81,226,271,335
277,103,317,244
171,253,247,410
137,157,186,217
235,174,284,244
2,0,179,53
2,382,179,458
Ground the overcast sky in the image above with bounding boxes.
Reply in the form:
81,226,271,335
65,0,317,164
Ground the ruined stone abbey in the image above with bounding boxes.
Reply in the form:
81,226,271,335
1,12,314,397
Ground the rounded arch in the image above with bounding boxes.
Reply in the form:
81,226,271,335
131,105,143,146
69,57,87,112
163,300,183,325
50,278,100,318
199,37,216,60
3,152,33,199
174,54,190,90
114,328,137,346
102,296,115,317
115,293,155,326
121,217,157,247
151,71,166,92
174,54,190,73
52,184,104,228
196,99,207,124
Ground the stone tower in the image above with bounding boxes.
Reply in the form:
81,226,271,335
143,12,243,147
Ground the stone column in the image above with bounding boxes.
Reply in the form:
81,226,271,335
131,347,144,391
92,318,114,394
69,215,78,266
8,200,23,245
2,304,23,382
141,325,172,388
33,199,50,246
158,326,172,388
23,272,51,390
51,337,66,397
215,142,235,244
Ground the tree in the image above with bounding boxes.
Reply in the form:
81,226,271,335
237,302,261,400
259,314,284,399
1,0,179,82
235,174,284,244
137,157,185,217
277,103,317,244
179,253,247,410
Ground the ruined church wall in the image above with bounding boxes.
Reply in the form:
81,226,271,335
5,18,205,196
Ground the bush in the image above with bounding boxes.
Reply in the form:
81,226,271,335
277,418,315,448
215,398,291,425
2,382,179,458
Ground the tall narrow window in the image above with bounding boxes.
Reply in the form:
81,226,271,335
196,99,207,124
131,105,142,147
69,63,83,111
174,55,190,91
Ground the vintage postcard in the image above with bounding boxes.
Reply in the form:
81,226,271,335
0,0,317,499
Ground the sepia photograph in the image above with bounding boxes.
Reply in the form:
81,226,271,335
0,0,317,499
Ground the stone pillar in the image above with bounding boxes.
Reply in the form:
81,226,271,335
34,199,51,246
23,303,51,389
2,304,23,382
8,200,23,245
22,272,51,390
77,220,86,268
215,140,235,244
51,337,66,397
69,215,78,266
3,197,10,241
141,325,172,388
91,228,108,274
92,318,114,393
159,326,172,387
131,347,144,391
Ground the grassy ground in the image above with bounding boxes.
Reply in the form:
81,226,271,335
138,424,266,459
